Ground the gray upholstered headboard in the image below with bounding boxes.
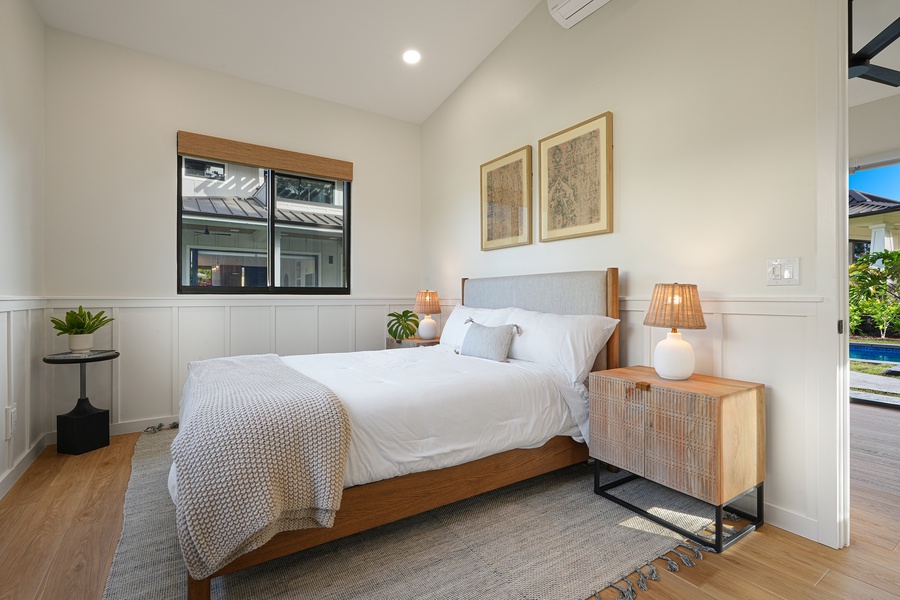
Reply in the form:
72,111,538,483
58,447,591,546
461,269,619,370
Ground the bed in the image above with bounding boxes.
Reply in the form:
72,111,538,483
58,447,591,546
173,268,619,600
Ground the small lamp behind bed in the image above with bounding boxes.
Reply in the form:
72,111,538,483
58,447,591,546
643,283,706,380
414,290,441,340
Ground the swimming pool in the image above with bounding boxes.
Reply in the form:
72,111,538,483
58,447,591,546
850,342,900,363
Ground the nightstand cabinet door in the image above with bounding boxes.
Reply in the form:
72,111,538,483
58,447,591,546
644,387,719,504
589,376,645,476
589,366,765,506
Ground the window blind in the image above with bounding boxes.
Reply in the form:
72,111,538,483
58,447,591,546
177,131,353,181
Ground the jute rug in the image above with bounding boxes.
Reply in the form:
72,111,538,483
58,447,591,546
104,430,719,600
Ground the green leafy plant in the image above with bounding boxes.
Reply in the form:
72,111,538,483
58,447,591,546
850,250,900,338
387,310,419,343
50,306,114,336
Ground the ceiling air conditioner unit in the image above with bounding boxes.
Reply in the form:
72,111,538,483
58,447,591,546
548,0,611,29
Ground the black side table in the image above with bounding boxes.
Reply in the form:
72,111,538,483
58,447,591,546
43,350,119,455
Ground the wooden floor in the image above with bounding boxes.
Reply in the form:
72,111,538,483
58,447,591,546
0,403,898,600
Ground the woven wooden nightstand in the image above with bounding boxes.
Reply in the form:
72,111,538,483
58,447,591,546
588,365,766,552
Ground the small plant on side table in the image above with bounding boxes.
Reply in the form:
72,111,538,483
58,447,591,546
387,310,419,345
51,305,114,353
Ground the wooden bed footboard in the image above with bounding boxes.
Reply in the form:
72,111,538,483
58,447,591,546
187,435,589,599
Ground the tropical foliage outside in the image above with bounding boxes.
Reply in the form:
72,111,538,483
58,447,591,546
848,249,900,339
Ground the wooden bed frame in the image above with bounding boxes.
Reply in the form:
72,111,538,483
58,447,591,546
186,268,619,599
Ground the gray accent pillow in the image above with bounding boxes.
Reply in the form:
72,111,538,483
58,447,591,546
459,322,518,362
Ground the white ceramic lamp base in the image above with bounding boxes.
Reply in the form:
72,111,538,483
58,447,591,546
653,331,695,380
418,315,438,340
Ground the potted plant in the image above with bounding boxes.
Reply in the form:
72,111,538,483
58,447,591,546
387,310,419,345
50,306,114,353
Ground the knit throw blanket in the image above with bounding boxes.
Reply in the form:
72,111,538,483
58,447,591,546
171,354,351,580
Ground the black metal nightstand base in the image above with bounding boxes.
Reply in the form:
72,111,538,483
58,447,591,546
57,397,110,455
594,462,764,553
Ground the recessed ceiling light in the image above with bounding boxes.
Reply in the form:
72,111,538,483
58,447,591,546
402,49,421,65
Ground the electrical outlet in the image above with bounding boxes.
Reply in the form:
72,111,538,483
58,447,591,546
4,406,15,441
767,257,800,286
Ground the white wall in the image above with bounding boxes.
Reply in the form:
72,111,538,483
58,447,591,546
37,27,429,408
0,25,430,494
44,28,422,299
0,0,48,496
1,0,851,552
421,0,847,547
0,0,45,299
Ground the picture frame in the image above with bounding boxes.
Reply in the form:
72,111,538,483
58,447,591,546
538,112,613,242
480,145,532,251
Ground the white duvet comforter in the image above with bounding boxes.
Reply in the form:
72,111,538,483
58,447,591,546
169,344,584,501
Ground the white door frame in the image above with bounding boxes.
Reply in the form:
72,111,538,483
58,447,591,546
815,0,850,549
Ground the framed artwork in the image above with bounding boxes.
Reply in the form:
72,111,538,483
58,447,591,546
480,145,532,251
538,112,613,242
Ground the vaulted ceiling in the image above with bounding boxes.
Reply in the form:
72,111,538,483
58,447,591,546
30,0,900,123
31,0,541,124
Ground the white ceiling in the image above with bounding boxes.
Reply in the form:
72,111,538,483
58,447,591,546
29,0,900,119
31,0,542,124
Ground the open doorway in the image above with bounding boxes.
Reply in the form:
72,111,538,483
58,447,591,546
847,162,900,408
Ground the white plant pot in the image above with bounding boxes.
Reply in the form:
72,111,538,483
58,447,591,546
68,333,94,354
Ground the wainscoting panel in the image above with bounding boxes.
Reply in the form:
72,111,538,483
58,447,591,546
118,307,174,424
177,306,227,394
621,296,822,539
3,294,835,547
317,306,354,354
230,306,272,357
9,311,28,463
0,302,48,499
29,310,46,445
617,309,643,368
355,304,390,351
274,306,319,356
722,313,812,522
0,314,9,474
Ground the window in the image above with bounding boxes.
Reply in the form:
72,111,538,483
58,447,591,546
850,240,870,264
177,132,351,294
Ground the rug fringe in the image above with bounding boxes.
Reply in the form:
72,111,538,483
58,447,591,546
592,541,705,599
670,548,695,567
143,422,179,434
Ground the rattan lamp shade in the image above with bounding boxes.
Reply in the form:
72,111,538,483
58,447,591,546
643,283,705,380
414,290,441,340
643,283,706,332
414,290,441,316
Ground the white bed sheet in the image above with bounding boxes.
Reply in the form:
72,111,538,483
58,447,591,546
169,345,583,502
283,345,581,487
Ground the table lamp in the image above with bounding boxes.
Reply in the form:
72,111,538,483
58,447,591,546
643,283,706,380
414,290,441,340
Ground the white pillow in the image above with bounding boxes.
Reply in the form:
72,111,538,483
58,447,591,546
440,305,514,353
460,322,519,362
505,308,619,384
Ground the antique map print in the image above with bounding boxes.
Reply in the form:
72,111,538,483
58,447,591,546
480,145,531,250
546,129,601,231
485,160,524,241
539,112,612,242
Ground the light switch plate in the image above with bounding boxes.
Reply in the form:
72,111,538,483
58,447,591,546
767,257,800,286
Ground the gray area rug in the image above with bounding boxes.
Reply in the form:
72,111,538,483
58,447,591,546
104,430,718,600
